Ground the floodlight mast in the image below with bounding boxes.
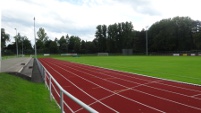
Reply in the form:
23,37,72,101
34,17,37,58
0,42,1,72
66,36,69,53
22,37,23,56
14,28,19,57
145,26,149,56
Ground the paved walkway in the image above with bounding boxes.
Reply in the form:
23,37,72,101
1,57,32,73
1,57,43,83
20,58,34,77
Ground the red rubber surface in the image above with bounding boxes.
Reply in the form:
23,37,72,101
39,58,201,113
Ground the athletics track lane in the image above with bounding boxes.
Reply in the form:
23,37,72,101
39,58,201,113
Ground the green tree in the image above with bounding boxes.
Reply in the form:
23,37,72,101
106,22,135,53
50,40,58,54
133,30,146,53
149,16,194,52
121,22,134,49
58,36,67,53
6,43,16,55
6,35,32,55
21,36,33,54
80,40,86,53
37,28,48,43
36,28,49,53
1,28,10,55
95,25,107,52
68,36,81,53
192,32,201,50
107,23,118,52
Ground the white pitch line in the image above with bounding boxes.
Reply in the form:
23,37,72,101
70,62,201,94
66,62,201,101
42,60,119,113
73,60,201,87
60,61,201,111
191,94,201,97
53,61,165,113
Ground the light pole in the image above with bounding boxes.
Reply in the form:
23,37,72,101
145,26,149,56
14,28,19,57
146,26,149,55
0,42,1,72
66,35,69,53
22,37,23,56
55,38,60,54
0,31,2,72
34,17,37,58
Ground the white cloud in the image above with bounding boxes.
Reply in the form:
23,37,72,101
1,0,201,46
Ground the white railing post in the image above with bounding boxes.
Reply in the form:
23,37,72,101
60,90,64,113
49,75,52,101
44,70,47,86
38,60,99,113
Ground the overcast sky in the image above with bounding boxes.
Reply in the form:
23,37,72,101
1,0,201,45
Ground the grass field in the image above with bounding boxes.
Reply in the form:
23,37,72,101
0,73,60,113
57,56,201,85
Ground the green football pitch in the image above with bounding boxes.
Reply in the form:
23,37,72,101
56,56,201,85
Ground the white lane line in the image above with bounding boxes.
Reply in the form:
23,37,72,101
66,63,201,101
191,94,201,97
64,63,201,111
70,62,201,94
49,60,165,113
72,63,201,92
41,60,119,113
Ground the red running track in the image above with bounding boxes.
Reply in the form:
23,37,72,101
39,58,201,113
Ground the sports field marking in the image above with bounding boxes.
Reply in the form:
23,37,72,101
63,63,201,111
40,60,119,113
191,94,201,97
87,62,201,80
75,63,201,93
57,60,201,110
88,67,201,100
63,86,71,88
104,78,117,80
71,62,201,102
92,87,101,90
68,62,201,99
40,58,201,113
56,60,201,112
45,60,165,113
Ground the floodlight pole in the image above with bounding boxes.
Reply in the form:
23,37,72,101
145,26,149,56
34,17,37,58
0,33,1,72
15,28,19,57
66,37,68,53
22,37,23,56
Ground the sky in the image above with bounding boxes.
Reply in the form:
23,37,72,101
1,0,201,46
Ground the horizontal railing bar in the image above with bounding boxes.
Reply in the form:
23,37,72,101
37,59,98,113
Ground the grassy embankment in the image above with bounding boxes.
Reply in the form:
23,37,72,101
0,73,60,113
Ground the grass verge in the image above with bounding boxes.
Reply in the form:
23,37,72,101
57,56,201,85
0,73,60,113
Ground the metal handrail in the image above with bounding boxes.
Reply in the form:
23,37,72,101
36,58,98,113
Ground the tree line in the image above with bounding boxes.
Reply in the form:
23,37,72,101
1,16,201,55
